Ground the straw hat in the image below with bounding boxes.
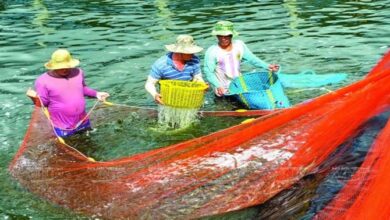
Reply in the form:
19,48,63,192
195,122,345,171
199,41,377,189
165,35,203,54
211,21,239,36
44,49,80,70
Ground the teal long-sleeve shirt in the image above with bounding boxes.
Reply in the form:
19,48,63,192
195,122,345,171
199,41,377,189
203,39,269,89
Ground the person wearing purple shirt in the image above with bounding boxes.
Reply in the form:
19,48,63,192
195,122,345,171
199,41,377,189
27,49,109,137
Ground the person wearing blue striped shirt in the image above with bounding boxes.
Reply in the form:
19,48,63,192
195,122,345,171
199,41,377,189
145,35,205,104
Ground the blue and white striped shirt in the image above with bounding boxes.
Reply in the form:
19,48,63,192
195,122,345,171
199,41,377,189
150,52,201,80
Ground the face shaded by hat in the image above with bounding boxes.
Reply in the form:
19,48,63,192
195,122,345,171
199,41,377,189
45,49,80,70
165,35,203,54
211,20,239,36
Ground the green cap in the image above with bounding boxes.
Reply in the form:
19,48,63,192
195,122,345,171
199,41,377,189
211,21,239,36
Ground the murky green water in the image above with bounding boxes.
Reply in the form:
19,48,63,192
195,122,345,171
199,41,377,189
1,0,389,219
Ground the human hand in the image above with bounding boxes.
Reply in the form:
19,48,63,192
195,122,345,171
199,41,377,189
215,87,227,97
26,88,41,107
96,92,110,101
26,88,37,98
268,64,280,72
154,93,164,105
204,83,210,92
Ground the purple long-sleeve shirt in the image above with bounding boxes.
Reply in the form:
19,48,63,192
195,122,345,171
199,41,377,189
35,68,97,129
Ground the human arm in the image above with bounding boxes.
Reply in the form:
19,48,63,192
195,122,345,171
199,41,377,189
83,86,109,101
193,73,205,82
191,56,212,91
145,59,165,104
203,47,221,88
241,41,279,72
34,79,49,107
83,83,109,101
84,86,109,101
26,88,41,107
80,70,109,101
193,73,212,92
145,76,163,104
203,47,225,96
192,57,205,82
81,71,98,98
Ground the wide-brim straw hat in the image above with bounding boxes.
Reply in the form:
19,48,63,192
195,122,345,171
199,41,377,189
165,35,203,54
44,49,80,70
211,20,239,36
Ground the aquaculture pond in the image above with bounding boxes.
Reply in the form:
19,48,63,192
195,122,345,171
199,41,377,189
1,0,389,219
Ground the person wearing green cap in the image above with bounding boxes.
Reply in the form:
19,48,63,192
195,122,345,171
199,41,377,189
204,20,279,97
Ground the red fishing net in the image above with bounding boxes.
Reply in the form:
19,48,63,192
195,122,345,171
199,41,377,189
314,50,390,220
314,113,390,220
9,51,390,219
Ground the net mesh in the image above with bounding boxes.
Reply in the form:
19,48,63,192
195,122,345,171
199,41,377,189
228,71,290,109
9,51,390,219
314,50,390,220
278,70,348,88
314,117,390,220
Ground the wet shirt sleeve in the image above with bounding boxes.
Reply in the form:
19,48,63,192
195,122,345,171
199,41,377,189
192,56,202,76
81,71,97,97
204,46,221,88
35,77,49,107
150,60,162,80
241,41,269,70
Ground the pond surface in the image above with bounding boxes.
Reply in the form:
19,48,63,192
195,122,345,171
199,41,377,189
0,0,389,219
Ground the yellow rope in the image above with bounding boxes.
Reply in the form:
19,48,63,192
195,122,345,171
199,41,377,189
33,95,113,163
237,75,251,108
103,101,114,106
238,76,248,92
241,118,255,124
35,96,67,144
239,93,250,108
266,89,276,109
268,70,274,85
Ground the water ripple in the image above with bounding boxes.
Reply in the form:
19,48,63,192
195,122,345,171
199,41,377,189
0,0,389,219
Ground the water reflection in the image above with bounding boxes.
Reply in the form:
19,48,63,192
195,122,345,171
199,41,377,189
0,1,5,11
154,0,175,41
32,0,54,39
283,0,301,37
